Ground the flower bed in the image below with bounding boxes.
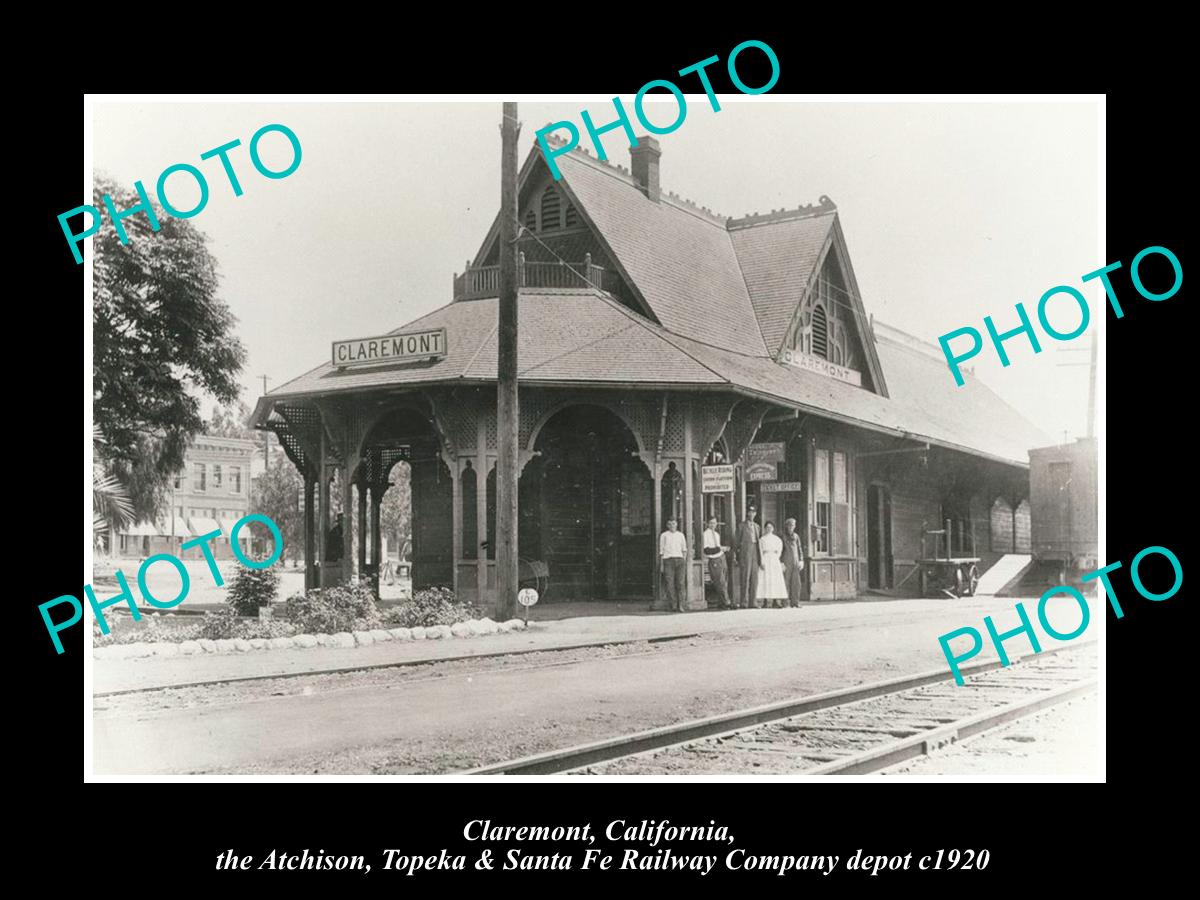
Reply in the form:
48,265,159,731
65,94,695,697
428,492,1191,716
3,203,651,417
92,616,529,660
93,583,526,660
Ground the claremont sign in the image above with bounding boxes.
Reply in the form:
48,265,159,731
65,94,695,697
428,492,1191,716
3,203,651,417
333,328,448,368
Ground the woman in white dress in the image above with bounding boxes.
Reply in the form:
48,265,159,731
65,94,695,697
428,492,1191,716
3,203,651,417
756,521,788,608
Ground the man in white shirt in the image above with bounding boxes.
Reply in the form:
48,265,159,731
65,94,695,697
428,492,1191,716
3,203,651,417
659,518,688,612
702,516,731,609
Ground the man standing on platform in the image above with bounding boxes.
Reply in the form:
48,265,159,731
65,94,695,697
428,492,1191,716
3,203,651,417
782,517,806,608
659,518,688,612
702,516,731,609
735,505,762,609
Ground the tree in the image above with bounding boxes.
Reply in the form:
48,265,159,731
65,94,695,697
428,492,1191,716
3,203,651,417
92,426,133,548
379,462,412,560
92,174,246,520
209,400,257,440
251,454,305,566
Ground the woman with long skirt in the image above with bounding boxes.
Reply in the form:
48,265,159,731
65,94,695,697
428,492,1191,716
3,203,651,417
756,521,788,608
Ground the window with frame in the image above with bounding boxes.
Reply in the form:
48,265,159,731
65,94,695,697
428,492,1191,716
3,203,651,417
213,464,223,489
813,450,830,553
194,463,206,492
231,466,242,494
811,447,851,556
173,473,183,490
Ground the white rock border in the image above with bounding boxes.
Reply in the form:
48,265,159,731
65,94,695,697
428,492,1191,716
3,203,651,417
93,617,528,661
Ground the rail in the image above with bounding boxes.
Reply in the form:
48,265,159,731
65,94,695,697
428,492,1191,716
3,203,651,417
453,252,622,300
460,641,1096,775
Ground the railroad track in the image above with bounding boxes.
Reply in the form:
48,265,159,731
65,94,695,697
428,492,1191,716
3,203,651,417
463,641,1097,776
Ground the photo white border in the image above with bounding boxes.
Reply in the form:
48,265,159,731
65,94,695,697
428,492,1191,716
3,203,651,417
82,92,1107,784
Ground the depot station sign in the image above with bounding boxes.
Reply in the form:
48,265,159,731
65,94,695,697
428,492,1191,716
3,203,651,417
778,347,862,386
333,328,447,369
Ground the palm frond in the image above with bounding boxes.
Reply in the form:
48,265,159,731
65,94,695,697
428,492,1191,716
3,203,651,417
91,426,135,534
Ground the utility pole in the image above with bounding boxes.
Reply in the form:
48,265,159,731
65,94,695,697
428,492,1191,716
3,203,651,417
1055,338,1096,442
495,101,521,622
258,374,271,467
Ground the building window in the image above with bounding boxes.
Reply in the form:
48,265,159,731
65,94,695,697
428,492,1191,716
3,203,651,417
194,463,206,492
564,202,579,227
811,304,829,359
173,473,183,490
813,449,829,554
540,186,561,232
812,447,851,556
213,464,223,489
230,466,242,494
523,207,536,232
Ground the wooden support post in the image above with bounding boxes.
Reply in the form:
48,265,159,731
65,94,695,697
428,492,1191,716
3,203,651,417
682,403,694,609
477,418,488,605
318,427,328,588
303,471,315,590
652,461,662,608
495,101,520,622
371,486,384,565
343,455,354,584
451,461,462,599
357,479,367,572
370,485,384,600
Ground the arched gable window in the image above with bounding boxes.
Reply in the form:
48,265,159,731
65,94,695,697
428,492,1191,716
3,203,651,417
523,207,536,231
811,304,829,359
541,187,562,231
564,202,578,227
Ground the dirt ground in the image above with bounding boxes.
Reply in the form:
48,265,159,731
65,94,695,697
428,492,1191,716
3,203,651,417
92,593,1104,777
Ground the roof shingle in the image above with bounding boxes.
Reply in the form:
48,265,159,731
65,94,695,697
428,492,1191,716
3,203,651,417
554,151,769,357
728,211,836,353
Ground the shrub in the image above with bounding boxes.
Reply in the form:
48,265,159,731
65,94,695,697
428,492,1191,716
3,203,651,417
195,607,244,640
381,586,482,629
94,615,194,647
226,566,279,615
281,583,381,634
244,619,298,640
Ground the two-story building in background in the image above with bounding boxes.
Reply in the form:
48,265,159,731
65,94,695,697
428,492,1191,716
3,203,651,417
116,434,259,560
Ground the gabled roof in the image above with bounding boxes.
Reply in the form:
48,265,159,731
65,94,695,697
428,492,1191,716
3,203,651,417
552,150,769,357
255,133,1049,468
256,288,723,404
256,287,1049,467
728,207,836,351
727,209,890,396
650,326,1050,466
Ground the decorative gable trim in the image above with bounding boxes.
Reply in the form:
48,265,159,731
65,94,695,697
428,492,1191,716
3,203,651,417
467,146,659,324
778,217,889,398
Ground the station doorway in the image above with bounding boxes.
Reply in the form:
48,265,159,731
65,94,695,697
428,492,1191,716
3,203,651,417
523,405,653,601
867,484,893,589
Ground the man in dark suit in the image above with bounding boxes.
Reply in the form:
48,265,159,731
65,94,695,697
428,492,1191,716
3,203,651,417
782,517,806,607
734,505,762,609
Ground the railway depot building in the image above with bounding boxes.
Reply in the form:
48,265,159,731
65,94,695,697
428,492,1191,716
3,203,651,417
252,132,1048,612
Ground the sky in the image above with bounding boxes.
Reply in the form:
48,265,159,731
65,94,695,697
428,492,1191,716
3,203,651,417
91,97,1100,441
